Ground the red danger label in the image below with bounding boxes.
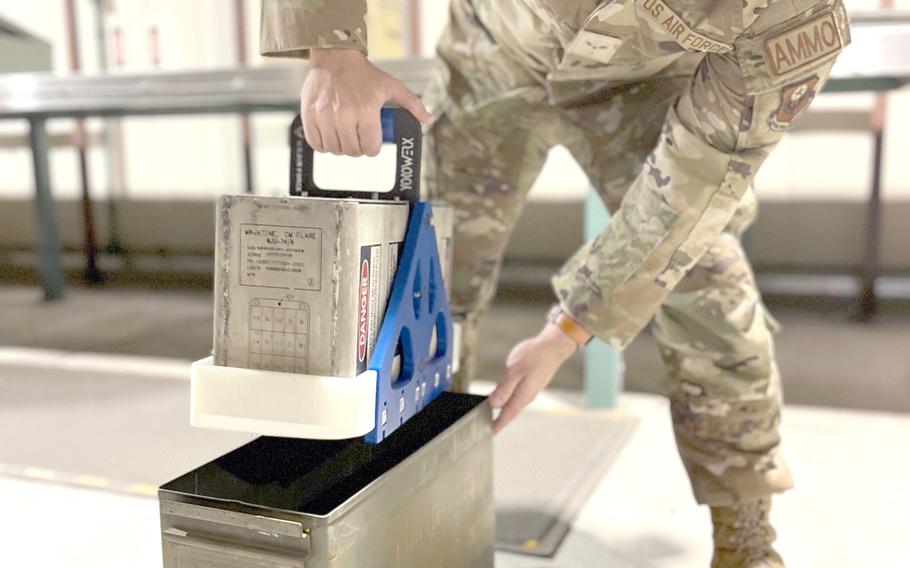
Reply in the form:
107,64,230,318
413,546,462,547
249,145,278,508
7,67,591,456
357,244,381,374
358,258,370,363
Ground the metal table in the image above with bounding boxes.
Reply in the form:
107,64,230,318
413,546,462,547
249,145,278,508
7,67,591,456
0,13,907,307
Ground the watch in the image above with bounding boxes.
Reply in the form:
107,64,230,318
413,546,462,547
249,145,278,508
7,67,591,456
546,304,593,348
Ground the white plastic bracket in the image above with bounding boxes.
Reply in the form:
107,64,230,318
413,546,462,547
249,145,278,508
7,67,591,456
190,357,378,440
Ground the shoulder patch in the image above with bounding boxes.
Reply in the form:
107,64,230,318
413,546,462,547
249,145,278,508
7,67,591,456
769,76,819,131
637,0,733,54
762,12,842,75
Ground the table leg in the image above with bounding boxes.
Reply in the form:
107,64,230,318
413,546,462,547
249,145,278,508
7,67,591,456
855,108,886,322
240,113,254,194
28,116,65,301
75,119,103,283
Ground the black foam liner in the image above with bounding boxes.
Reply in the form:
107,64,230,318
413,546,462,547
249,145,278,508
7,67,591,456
161,392,486,516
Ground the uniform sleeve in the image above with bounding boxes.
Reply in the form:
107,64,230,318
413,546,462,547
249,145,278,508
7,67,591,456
551,2,849,350
260,0,368,58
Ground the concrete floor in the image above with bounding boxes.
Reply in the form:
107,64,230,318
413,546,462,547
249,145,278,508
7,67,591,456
2,283,909,413
2,282,910,566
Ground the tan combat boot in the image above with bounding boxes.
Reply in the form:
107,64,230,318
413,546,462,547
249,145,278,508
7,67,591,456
710,497,784,568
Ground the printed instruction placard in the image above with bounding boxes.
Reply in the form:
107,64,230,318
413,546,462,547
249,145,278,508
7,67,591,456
240,224,322,290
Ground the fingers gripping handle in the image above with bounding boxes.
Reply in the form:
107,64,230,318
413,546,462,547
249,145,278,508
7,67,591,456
289,107,423,201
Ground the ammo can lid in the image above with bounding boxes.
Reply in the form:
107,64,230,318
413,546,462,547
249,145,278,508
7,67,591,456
159,392,487,518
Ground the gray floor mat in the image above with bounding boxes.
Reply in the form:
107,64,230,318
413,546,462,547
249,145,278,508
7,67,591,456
0,364,254,494
494,408,638,557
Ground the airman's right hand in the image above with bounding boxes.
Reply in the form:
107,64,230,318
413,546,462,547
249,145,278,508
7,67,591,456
301,49,434,157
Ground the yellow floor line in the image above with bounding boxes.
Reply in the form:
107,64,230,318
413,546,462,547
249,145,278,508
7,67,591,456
539,406,637,421
75,475,111,489
1,465,158,499
23,467,56,481
127,483,159,497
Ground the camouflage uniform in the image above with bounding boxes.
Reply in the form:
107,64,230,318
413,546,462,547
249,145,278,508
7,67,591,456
261,0,849,506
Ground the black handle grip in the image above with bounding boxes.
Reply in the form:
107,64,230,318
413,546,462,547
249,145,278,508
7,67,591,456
289,107,422,201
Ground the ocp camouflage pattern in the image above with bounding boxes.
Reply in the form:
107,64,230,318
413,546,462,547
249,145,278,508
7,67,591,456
260,0,367,57
261,0,849,506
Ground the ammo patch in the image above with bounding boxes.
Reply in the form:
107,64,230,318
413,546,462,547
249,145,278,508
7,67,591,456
769,76,819,131
637,0,733,54
762,12,842,75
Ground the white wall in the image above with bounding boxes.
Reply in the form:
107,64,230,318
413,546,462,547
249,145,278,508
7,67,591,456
0,0,908,205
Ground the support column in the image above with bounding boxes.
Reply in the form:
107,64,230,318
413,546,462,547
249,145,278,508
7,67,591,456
583,189,624,408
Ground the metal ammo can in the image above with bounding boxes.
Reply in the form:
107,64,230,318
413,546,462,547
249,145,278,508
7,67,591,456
159,393,494,568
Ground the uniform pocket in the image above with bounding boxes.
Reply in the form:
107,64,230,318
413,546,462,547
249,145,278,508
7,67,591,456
559,30,625,69
553,0,705,82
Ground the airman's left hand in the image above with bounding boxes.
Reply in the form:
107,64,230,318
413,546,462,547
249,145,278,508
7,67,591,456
489,322,578,433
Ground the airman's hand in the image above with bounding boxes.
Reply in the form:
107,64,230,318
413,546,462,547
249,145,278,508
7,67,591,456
489,322,578,433
301,49,434,157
